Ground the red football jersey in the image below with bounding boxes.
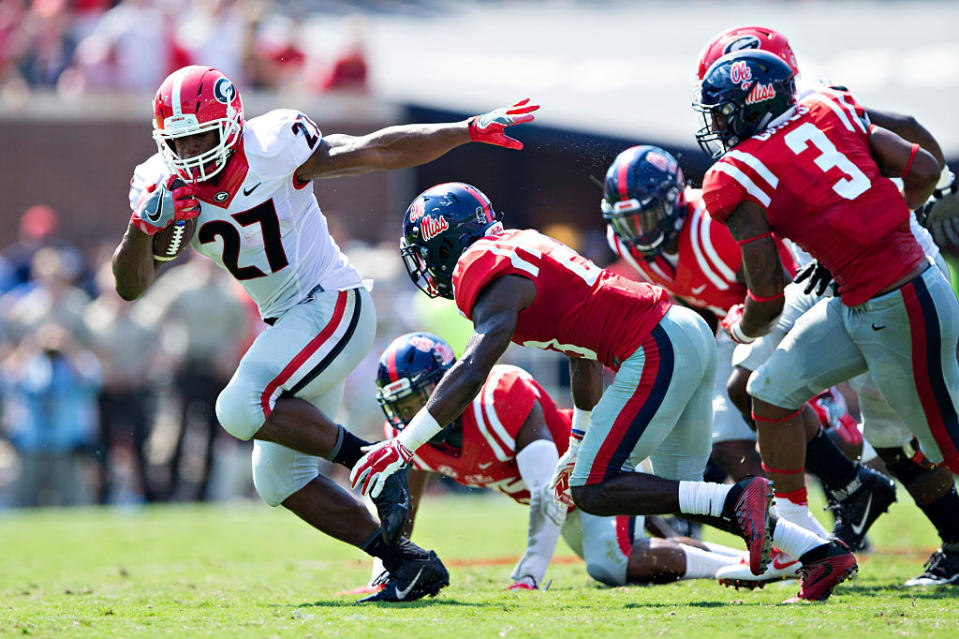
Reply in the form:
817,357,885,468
608,195,795,318
453,229,670,370
385,365,571,504
702,88,924,306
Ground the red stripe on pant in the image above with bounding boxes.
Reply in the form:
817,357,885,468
586,334,662,485
259,290,348,420
615,515,634,557
901,282,959,465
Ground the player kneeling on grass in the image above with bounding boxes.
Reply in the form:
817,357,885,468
350,182,856,602
351,332,747,591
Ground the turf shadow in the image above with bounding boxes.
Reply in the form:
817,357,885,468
290,598,494,609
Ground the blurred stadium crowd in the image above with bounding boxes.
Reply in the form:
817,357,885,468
0,0,371,98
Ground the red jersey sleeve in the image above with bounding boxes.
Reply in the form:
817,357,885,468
471,365,538,460
452,235,540,319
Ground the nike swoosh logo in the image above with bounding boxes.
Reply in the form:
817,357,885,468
243,183,261,196
871,323,886,331
850,494,872,535
145,198,164,223
691,284,707,294
395,567,423,600
478,462,493,469
773,557,800,570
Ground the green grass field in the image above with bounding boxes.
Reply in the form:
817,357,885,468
1,490,956,639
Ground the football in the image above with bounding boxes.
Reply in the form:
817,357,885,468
153,217,198,262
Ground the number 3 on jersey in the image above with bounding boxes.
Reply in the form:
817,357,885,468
784,122,870,200
198,200,289,280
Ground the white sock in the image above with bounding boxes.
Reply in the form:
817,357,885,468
700,541,748,559
678,481,732,517
773,498,830,537
772,518,827,559
681,544,741,579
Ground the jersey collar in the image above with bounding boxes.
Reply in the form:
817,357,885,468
191,138,250,208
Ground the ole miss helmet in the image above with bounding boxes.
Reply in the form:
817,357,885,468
697,25,800,81
153,65,244,183
401,182,503,299
602,145,686,257
376,332,456,435
693,50,797,158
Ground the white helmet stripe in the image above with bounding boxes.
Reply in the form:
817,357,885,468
171,70,184,117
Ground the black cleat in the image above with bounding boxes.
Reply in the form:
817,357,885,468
828,465,896,551
358,547,449,603
904,547,959,586
371,466,411,544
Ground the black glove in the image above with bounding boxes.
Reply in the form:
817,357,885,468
917,168,959,254
793,260,834,297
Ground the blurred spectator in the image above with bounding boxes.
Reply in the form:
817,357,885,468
65,0,176,92
1,321,101,507
314,13,368,93
242,11,306,91
138,255,251,501
2,204,83,289
172,0,253,84
1,246,90,345
84,260,159,504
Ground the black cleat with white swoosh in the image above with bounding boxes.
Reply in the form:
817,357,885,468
358,546,449,603
829,464,897,551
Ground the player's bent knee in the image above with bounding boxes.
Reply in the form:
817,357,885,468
252,452,319,507
585,559,627,587
215,383,264,442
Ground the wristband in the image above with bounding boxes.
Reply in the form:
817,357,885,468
728,320,755,345
397,408,442,452
902,143,920,179
571,408,591,434
747,289,785,303
736,232,773,247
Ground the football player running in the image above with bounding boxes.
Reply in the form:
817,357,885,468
358,332,746,591
111,65,538,603
693,49,957,598
351,182,857,602
698,26,959,588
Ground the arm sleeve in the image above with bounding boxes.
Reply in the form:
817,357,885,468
510,438,566,586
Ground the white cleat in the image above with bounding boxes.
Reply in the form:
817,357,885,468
717,549,801,590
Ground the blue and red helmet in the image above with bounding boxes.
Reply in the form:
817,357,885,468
602,145,686,257
693,49,797,158
376,332,456,431
401,182,503,299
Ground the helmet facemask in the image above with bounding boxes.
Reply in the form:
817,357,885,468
602,185,684,257
153,112,242,183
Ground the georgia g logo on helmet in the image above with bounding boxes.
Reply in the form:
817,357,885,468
213,77,236,104
724,35,761,55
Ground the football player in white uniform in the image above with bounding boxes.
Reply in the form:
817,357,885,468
111,65,538,603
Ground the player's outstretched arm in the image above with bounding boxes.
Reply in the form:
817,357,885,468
869,125,941,211
112,223,160,301
351,275,535,497
724,201,786,340
295,100,538,180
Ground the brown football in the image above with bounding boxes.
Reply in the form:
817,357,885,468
153,217,198,262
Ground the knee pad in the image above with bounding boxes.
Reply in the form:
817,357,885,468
251,442,319,506
215,381,264,442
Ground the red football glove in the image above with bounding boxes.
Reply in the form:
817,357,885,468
467,99,540,150
350,439,414,498
131,175,200,236
721,304,755,345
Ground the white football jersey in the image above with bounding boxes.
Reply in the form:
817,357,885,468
129,109,362,319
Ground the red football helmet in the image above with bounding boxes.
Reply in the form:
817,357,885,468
696,25,799,80
152,65,244,183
